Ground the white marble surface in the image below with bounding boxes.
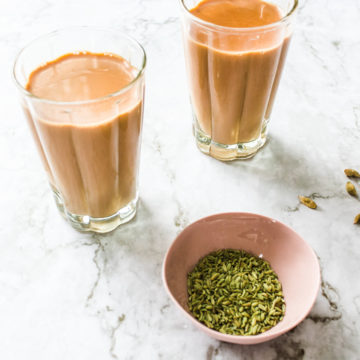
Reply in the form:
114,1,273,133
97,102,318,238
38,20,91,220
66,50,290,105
1,0,360,359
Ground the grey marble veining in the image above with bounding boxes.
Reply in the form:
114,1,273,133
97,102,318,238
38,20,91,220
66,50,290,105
0,0,360,359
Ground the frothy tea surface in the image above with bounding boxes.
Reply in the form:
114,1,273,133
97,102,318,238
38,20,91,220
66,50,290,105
26,52,137,101
190,0,282,28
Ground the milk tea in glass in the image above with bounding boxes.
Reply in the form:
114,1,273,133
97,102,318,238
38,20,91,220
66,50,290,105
180,0,298,161
14,28,146,233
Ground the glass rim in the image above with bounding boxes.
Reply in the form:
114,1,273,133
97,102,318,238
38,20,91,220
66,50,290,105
179,0,298,32
13,26,147,106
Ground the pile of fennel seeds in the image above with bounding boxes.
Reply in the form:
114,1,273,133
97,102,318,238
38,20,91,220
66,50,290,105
187,249,285,336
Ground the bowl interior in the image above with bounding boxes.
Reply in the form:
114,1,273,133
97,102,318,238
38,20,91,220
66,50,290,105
163,212,320,344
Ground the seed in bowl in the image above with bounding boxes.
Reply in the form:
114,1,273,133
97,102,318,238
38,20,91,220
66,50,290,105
187,249,285,336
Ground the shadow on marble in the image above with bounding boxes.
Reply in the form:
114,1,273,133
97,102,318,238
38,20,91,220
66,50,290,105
225,134,319,189
84,199,170,267
215,133,343,210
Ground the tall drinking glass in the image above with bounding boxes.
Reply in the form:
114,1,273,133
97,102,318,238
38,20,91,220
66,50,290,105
180,0,298,161
13,28,146,233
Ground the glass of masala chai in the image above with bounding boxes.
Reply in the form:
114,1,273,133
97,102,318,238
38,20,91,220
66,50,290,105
13,28,146,233
180,0,298,161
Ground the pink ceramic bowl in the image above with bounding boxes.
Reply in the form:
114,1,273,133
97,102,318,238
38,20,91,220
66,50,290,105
162,212,320,345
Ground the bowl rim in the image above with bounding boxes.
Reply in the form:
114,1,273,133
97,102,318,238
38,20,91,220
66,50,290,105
162,212,321,344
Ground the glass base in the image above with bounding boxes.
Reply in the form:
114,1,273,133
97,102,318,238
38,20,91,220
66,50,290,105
52,188,137,233
193,122,268,161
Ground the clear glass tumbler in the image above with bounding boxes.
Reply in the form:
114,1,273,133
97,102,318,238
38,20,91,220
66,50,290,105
180,0,298,161
13,28,146,233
